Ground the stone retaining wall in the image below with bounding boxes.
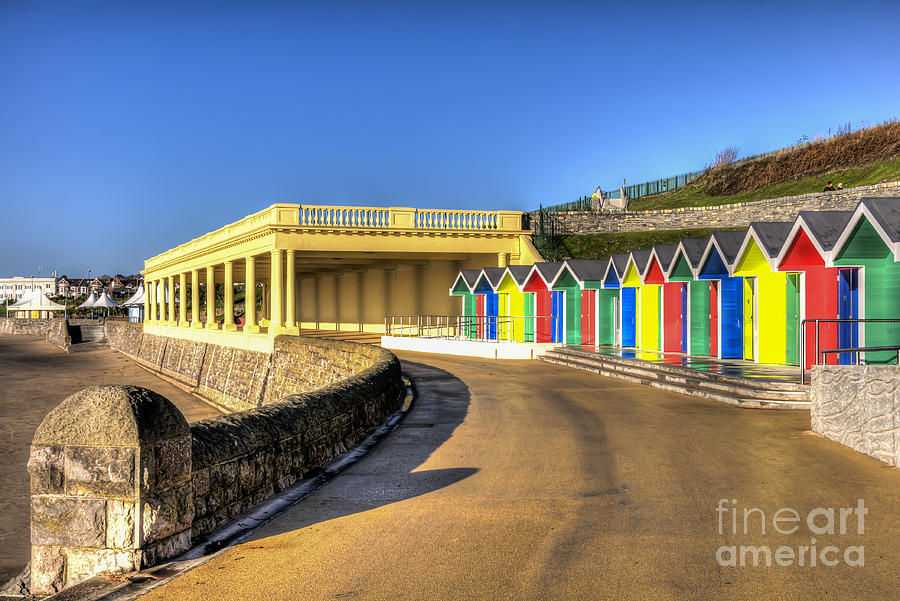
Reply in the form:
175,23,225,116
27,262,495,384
536,181,900,234
810,365,900,468
0,317,70,351
29,322,403,594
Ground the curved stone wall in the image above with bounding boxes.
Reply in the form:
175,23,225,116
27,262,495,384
28,323,403,593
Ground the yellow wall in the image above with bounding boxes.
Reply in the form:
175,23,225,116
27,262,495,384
733,238,788,364
497,273,526,342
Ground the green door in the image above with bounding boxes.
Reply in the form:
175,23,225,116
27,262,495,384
743,277,755,361
785,273,801,365
689,280,710,356
524,293,535,342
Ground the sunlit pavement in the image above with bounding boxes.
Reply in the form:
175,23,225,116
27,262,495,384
144,351,900,601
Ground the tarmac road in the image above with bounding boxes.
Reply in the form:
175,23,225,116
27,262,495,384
143,352,898,599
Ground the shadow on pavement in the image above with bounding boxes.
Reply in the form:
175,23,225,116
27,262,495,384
245,359,475,541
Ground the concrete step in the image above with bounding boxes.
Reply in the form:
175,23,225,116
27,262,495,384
70,324,106,344
539,349,809,410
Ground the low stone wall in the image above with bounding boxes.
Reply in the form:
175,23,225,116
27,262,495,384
0,317,70,351
29,323,403,594
536,181,900,234
0,317,53,336
810,365,900,468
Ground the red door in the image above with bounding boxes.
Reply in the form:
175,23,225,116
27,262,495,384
663,282,682,353
535,290,552,342
476,295,485,339
709,281,719,357
581,289,596,345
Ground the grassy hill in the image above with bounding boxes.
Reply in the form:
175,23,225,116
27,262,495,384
627,121,900,211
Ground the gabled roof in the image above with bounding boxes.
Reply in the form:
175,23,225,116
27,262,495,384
650,244,678,273
749,222,793,259
735,221,794,271
799,210,854,251
831,196,900,261
549,259,609,288
710,231,746,265
450,269,481,294
473,267,507,292
524,262,563,290
504,265,532,286
630,249,652,277
665,237,710,278
698,231,747,278
601,253,631,284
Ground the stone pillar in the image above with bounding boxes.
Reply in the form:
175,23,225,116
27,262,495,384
28,386,192,595
178,273,187,327
206,266,217,329
147,280,155,323
158,279,166,326
285,249,297,331
191,270,201,328
270,250,284,330
143,280,151,323
244,256,258,333
167,276,176,325
224,261,236,331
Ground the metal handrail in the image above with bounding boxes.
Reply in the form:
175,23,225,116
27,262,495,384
800,318,900,383
384,314,560,343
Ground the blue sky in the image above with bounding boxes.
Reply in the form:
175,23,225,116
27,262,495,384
1,1,898,277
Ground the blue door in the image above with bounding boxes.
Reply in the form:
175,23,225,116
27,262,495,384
486,292,499,340
621,287,637,347
719,277,744,359
680,283,688,353
551,290,564,342
838,268,859,365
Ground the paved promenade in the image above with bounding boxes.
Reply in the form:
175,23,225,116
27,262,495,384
0,335,223,583
145,351,900,600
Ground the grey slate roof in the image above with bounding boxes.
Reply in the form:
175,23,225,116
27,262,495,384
860,197,900,243
459,269,482,288
481,267,506,288
652,244,678,272
798,210,854,251
679,238,710,269
564,259,609,283
533,262,563,283
505,265,532,285
610,254,631,277
749,222,794,258
630,249,652,274
710,231,746,265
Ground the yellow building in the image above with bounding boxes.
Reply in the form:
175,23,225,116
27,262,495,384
496,265,532,342
142,204,541,351
622,250,661,351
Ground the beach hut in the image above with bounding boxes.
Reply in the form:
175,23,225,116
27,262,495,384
665,238,713,356
121,284,146,323
522,262,564,343
830,197,900,365
473,268,506,340
495,265,532,342
621,249,657,350
549,260,610,346
775,210,854,367
697,231,746,359
602,254,631,347
650,244,687,354
449,269,481,338
732,222,793,364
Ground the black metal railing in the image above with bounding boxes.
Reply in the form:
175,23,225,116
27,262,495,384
800,318,900,383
